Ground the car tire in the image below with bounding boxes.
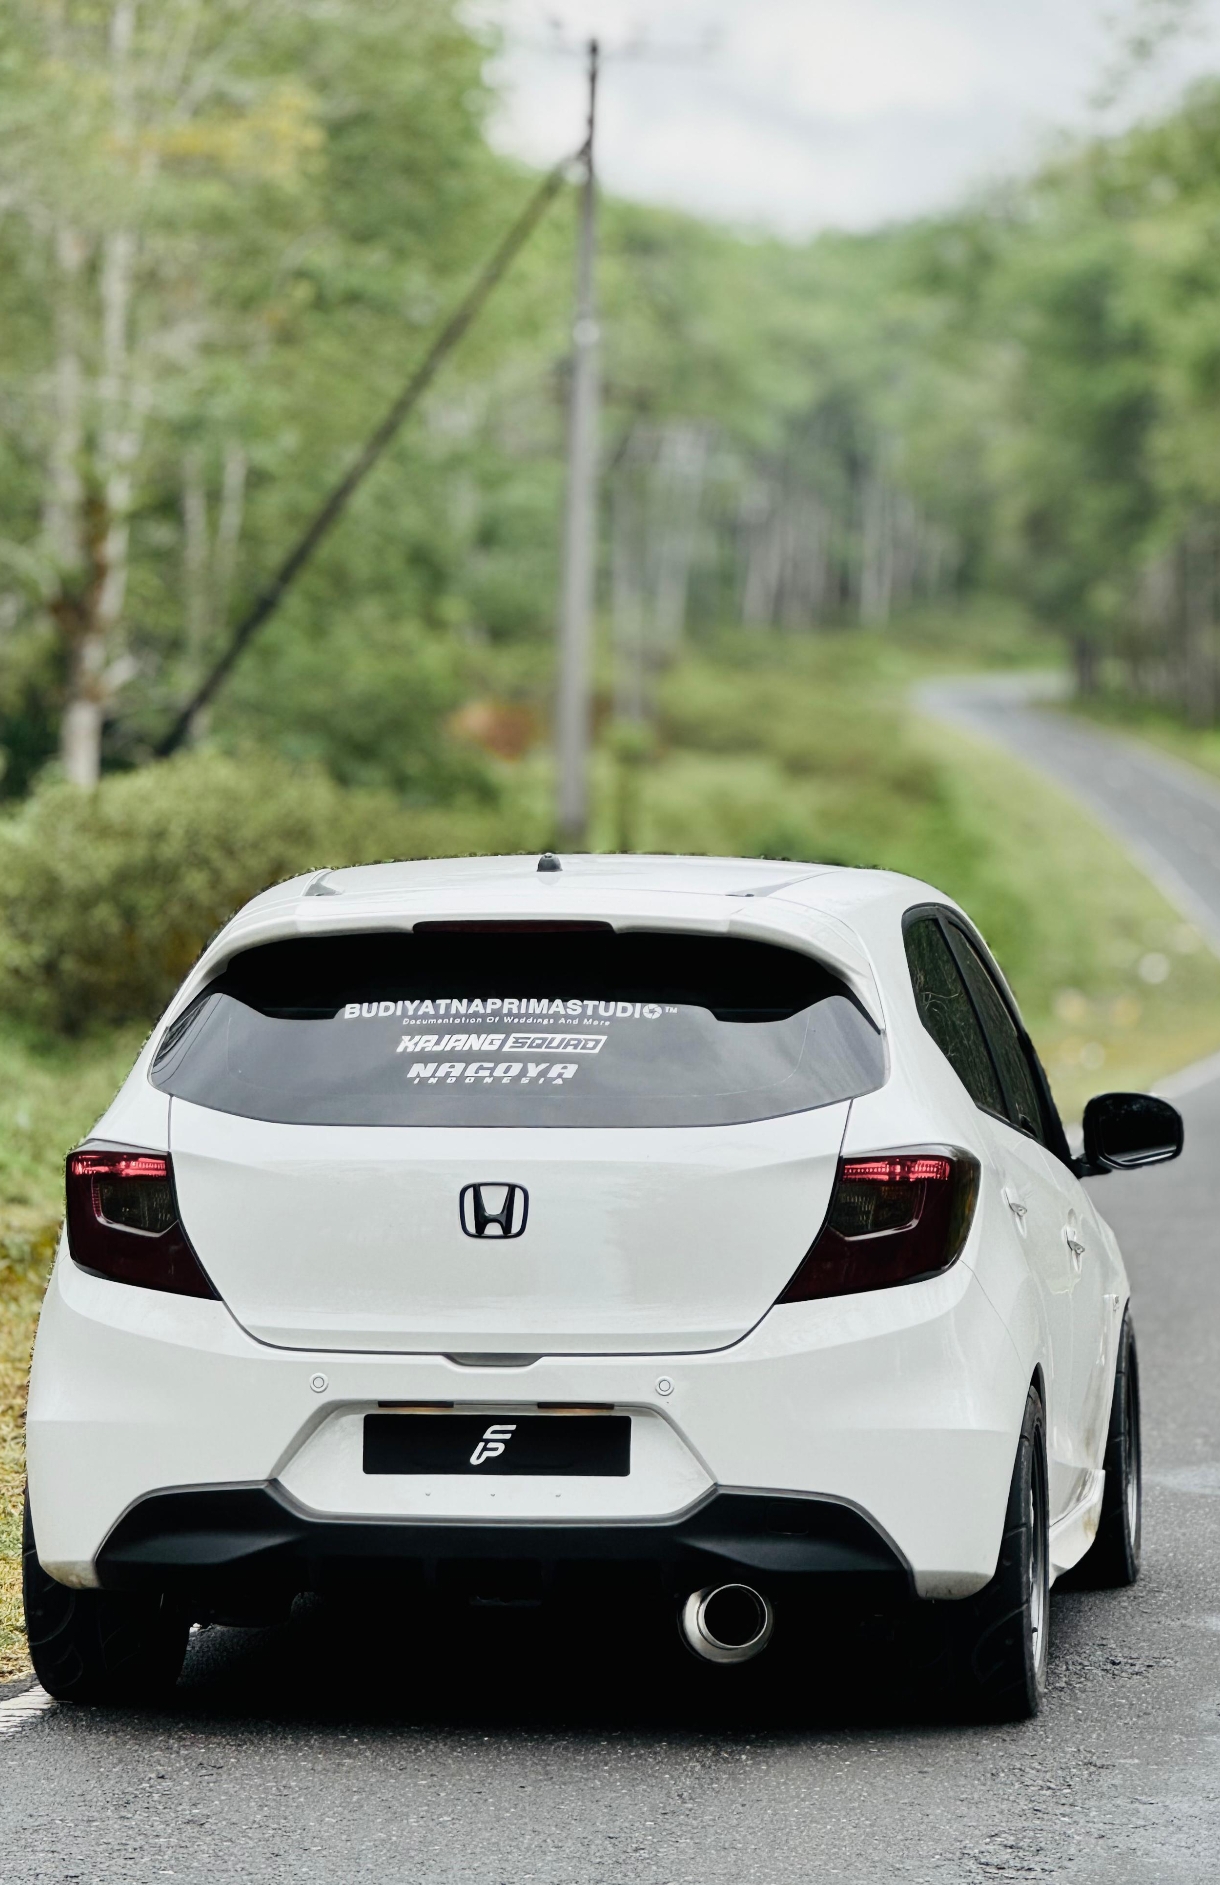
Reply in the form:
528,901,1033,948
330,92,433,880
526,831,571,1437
1074,1311,1141,1589
22,1492,188,1704
943,1384,1050,1721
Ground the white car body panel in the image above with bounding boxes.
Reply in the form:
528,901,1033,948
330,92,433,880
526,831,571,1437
27,853,1134,1607
29,1222,1025,1599
168,1101,850,1354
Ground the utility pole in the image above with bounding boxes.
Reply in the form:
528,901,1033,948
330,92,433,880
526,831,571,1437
554,38,600,849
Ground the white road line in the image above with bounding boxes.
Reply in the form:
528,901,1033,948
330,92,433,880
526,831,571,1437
0,1683,54,1738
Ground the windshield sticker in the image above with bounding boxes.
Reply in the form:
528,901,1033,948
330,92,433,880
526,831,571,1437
343,999,668,1021
341,995,678,1085
395,1031,606,1056
333,994,697,1096
404,1060,579,1086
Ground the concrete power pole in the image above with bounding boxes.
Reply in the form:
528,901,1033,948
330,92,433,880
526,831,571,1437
554,39,600,849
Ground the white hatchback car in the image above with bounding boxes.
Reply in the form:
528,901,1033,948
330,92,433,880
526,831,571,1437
24,854,1182,1717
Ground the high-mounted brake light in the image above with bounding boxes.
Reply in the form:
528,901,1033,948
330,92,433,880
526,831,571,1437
65,1147,217,1299
778,1147,979,1303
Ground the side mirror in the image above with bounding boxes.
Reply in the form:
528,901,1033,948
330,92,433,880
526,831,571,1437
1079,1092,1184,1175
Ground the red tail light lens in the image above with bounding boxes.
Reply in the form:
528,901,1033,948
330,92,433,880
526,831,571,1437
778,1148,980,1303
65,1147,217,1299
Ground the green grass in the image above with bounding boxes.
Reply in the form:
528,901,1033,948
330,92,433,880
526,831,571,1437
914,726,1220,1115
0,1025,145,1681
4,621,1220,1680
2,1263,49,1682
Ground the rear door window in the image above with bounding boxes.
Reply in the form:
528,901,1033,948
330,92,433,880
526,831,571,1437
903,915,1005,1115
946,926,1050,1144
151,928,887,1129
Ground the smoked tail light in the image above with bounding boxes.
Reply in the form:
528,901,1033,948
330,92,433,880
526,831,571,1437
778,1147,980,1303
65,1147,218,1299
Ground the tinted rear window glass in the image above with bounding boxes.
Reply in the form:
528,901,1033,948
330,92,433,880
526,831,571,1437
151,929,886,1128
904,916,1005,1115
949,929,1047,1142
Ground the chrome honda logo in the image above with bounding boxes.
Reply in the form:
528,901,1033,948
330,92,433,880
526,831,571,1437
459,1183,529,1239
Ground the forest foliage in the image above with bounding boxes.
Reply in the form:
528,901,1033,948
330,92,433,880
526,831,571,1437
3,6,1220,815
0,0,983,805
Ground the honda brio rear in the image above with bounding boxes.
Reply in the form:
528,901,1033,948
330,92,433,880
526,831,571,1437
24,853,1138,1716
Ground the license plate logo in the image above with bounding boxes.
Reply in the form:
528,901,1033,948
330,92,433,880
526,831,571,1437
470,1422,516,1466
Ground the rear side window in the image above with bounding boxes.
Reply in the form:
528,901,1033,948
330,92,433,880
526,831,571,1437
948,929,1046,1140
903,917,1004,1115
151,929,887,1129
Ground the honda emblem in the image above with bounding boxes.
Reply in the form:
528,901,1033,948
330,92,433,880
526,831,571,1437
459,1183,529,1239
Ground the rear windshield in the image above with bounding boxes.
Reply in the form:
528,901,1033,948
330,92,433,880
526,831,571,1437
150,928,886,1128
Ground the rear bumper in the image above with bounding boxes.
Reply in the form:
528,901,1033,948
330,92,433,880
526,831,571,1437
95,1483,909,1600
28,1240,1031,1601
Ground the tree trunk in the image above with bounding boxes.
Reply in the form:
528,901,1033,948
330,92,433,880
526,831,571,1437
859,472,894,625
213,440,247,632
182,446,210,673
60,684,107,789
1071,633,1100,699
46,217,99,787
45,226,86,575
651,422,710,656
1180,516,1218,726
56,2,142,789
611,467,646,725
181,440,246,745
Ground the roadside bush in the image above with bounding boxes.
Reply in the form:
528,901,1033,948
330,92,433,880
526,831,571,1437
0,751,532,1032
656,654,939,800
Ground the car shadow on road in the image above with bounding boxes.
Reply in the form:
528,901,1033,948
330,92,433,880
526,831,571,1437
69,1585,1120,1745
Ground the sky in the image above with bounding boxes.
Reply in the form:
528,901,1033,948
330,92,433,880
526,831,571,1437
478,0,1220,234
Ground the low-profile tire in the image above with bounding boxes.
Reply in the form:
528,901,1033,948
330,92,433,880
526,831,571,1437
942,1385,1050,1722
22,1492,188,1705
1074,1311,1141,1589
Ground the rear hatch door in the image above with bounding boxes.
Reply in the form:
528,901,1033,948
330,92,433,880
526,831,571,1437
158,923,884,1354
169,1101,850,1354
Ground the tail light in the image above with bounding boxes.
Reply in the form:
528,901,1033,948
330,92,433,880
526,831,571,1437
65,1146,217,1299
778,1148,979,1303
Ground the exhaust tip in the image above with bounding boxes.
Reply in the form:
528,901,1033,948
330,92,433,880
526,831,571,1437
679,1583,774,1665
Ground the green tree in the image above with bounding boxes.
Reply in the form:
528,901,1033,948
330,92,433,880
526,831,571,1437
0,0,498,787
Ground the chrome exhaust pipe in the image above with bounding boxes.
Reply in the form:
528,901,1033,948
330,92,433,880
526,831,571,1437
679,1583,774,1665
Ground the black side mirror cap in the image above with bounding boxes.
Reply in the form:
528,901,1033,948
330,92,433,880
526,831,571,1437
1076,1091,1184,1177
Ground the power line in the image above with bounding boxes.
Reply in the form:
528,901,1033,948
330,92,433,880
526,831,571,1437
156,150,580,759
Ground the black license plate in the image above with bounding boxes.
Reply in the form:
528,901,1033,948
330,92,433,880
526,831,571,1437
363,1413,631,1477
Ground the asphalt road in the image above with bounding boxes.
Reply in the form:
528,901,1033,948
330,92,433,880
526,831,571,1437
4,686,1220,1884
920,673,1220,950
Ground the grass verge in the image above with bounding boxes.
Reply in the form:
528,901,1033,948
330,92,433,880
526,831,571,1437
1,1260,50,1682
913,724,1220,1116
0,1026,146,1681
